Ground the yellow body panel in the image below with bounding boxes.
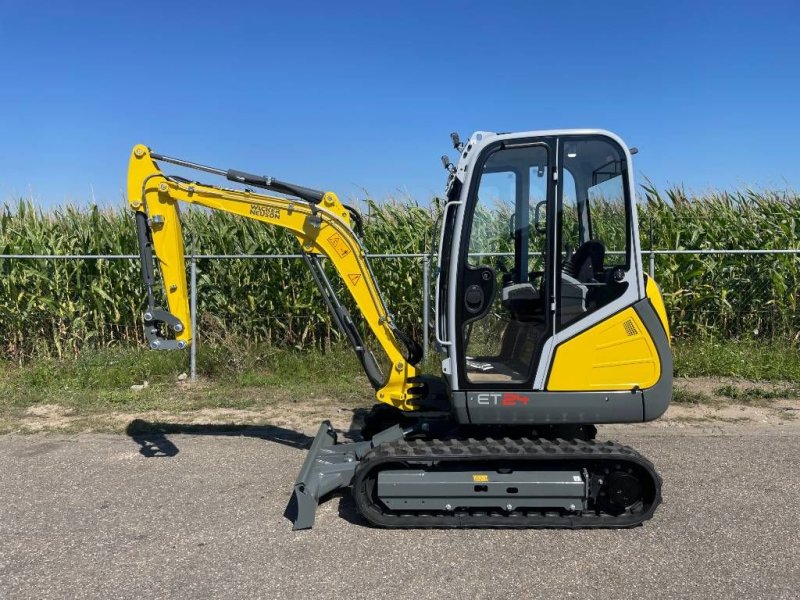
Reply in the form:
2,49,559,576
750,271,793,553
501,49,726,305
546,307,661,391
127,145,417,410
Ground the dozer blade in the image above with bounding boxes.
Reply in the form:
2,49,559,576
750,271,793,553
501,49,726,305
288,420,403,530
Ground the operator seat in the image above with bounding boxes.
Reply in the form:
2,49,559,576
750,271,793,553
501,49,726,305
563,240,605,281
559,240,605,323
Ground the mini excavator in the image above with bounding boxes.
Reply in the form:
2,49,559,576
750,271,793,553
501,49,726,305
127,130,672,530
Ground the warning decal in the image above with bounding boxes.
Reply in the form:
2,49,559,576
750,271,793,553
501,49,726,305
326,233,350,258
348,273,361,285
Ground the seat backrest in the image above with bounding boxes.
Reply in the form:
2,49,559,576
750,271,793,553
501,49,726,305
563,240,605,281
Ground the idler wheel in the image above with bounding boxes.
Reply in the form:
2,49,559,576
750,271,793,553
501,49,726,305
598,471,642,515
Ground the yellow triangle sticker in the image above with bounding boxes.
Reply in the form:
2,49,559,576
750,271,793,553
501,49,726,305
348,273,361,285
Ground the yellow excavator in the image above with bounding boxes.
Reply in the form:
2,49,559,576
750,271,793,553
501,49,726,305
127,129,671,530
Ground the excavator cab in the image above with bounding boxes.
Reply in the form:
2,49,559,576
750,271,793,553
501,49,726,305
436,131,671,426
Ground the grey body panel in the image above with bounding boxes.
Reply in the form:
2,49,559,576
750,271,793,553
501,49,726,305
454,298,672,426
462,389,645,425
635,298,673,421
377,469,586,511
451,391,469,423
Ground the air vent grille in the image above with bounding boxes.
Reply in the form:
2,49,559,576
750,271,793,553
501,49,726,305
623,319,638,337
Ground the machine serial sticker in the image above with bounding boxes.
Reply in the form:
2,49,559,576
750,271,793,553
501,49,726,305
249,204,280,219
327,233,350,258
472,474,489,482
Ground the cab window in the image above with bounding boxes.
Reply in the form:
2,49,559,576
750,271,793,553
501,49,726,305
558,138,630,329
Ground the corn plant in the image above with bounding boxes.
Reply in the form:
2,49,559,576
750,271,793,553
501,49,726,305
1,186,799,362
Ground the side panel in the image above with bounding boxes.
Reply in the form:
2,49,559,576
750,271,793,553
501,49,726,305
546,307,660,391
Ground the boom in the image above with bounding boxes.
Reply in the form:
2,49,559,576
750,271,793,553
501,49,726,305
127,144,420,410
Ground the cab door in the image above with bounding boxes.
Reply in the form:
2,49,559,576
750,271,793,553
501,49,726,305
452,138,556,390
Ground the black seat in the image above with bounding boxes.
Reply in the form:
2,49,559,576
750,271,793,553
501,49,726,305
563,240,605,281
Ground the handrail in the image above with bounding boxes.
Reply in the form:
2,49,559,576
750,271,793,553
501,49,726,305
434,200,463,347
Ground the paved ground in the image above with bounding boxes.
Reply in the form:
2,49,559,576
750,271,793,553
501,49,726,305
1,424,798,599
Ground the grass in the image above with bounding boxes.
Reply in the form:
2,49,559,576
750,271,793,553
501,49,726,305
0,344,374,429
671,339,800,407
669,384,795,409
671,388,715,405
673,338,800,382
1,338,799,434
714,384,800,404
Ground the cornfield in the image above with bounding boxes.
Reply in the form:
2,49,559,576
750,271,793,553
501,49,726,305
1,188,798,361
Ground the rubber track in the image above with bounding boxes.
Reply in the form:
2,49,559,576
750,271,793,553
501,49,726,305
352,437,662,529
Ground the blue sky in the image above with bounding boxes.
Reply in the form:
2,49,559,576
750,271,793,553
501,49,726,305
1,0,799,207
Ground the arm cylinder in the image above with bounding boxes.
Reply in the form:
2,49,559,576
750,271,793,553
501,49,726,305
226,169,325,203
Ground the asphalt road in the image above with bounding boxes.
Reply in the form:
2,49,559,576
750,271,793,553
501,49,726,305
1,425,798,599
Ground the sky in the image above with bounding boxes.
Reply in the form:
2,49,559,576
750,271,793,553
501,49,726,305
1,0,799,207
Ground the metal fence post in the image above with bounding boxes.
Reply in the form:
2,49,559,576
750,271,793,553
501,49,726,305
190,247,198,381
649,250,655,279
421,255,430,361
649,216,655,279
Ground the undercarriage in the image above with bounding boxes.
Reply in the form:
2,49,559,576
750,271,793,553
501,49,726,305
290,414,660,530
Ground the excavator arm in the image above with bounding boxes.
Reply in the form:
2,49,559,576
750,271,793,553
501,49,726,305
127,144,420,410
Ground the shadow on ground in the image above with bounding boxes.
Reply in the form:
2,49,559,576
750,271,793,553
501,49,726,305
125,408,371,458
126,410,375,529
125,419,313,457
